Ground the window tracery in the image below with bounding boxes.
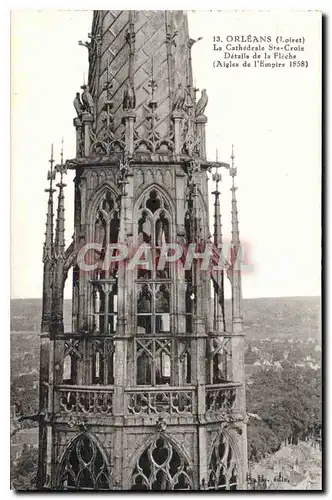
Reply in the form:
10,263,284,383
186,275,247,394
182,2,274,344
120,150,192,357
207,433,238,490
63,339,81,384
207,335,232,384
58,434,111,490
137,283,170,335
137,189,171,279
92,282,118,335
93,190,119,278
178,340,191,385
131,436,192,490
91,338,115,385
136,338,172,386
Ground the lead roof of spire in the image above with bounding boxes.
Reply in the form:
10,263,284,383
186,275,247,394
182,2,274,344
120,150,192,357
87,10,192,143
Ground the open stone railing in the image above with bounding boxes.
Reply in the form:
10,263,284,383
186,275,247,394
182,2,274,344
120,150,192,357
56,385,114,415
54,382,242,419
205,383,240,414
125,387,195,416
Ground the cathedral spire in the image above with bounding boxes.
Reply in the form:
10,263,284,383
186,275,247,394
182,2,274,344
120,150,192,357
54,138,67,260
43,144,55,262
37,11,248,491
82,10,191,156
52,139,67,333
41,144,56,332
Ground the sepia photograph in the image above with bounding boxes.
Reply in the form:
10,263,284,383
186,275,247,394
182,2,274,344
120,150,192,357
10,7,322,491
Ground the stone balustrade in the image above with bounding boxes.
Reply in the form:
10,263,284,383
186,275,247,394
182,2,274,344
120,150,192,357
56,385,114,416
205,382,240,414
125,387,195,416
54,382,242,419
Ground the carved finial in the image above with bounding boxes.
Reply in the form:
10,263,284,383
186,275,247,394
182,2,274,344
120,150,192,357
212,149,222,187
60,137,64,167
148,57,158,104
47,144,56,184
230,144,237,178
55,138,67,182
54,139,67,265
146,57,159,143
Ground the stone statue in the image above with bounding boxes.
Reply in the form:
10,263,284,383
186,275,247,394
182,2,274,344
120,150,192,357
173,83,186,111
81,84,95,115
123,82,136,110
73,92,84,118
195,89,208,116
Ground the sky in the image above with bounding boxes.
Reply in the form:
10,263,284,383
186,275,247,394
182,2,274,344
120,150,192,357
10,10,321,299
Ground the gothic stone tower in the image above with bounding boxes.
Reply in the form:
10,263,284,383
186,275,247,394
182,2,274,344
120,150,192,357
38,10,247,491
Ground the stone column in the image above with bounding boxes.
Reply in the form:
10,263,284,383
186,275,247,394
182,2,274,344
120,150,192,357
172,110,184,155
81,112,94,157
123,111,136,155
198,426,208,490
195,114,208,160
73,117,83,158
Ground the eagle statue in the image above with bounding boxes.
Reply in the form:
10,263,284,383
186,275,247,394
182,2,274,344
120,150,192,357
195,89,208,117
173,83,186,111
73,92,84,118
81,84,95,115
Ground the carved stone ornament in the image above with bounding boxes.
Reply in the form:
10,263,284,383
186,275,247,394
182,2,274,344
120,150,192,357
156,416,167,433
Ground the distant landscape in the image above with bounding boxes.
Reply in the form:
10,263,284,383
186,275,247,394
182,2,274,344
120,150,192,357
11,296,321,340
10,296,321,490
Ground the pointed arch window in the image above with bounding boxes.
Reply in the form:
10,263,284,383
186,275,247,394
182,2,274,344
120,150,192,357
136,189,171,280
207,433,238,490
58,434,111,491
93,190,120,278
63,339,80,384
137,283,170,335
134,189,176,386
91,338,115,385
90,189,119,335
92,282,118,335
131,436,192,491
